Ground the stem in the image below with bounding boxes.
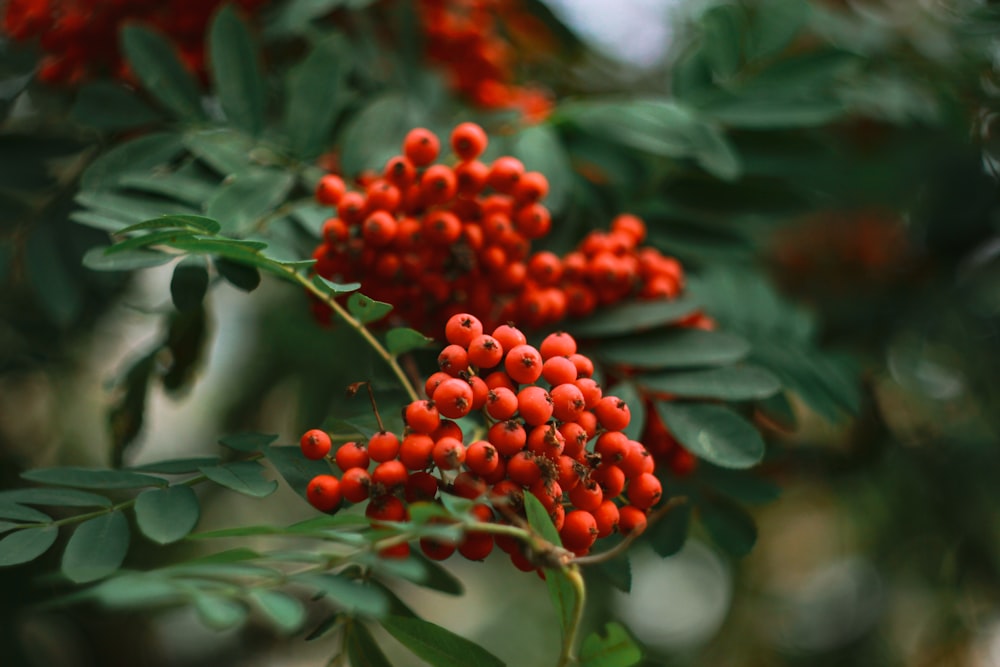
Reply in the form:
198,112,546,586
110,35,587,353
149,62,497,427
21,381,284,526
557,566,587,667
573,496,689,566
287,265,420,402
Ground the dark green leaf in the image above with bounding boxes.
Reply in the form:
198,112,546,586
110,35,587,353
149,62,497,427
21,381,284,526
346,620,395,667
525,493,580,637
104,229,197,255
118,215,222,235
264,444,333,501
407,552,464,596
0,526,59,567
81,247,172,273
386,328,433,356
638,365,782,401
697,467,781,505
580,622,642,667
134,486,200,544
699,494,757,557
0,522,20,534
62,511,131,583
597,329,751,370
286,36,349,160
200,461,278,498
24,222,81,326
700,95,844,128
312,275,361,295
0,488,111,508
701,4,744,80
249,589,306,633
209,5,265,136
194,594,248,630
747,0,809,60
215,257,261,292
293,573,389,618
130,456,221,474
183,128,255,176
567,297,701,338
219,432,278,452
0,502,51,523
120,25,205,120
170,256,209,312
71,80,163,130
648,501,691,558
119,172,217,206
380,615,505,667
594,548,632,593
655,402,764,469
21,467,166,490
510,124,573,213
76,190,197,226
339,92,424,175
205,167,294,237
347,293,393,324
80,132,185,191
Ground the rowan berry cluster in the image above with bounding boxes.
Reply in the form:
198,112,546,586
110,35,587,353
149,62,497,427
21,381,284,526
310,122,688,334
416,0,552,121
299,318,663,567
2,0,267,84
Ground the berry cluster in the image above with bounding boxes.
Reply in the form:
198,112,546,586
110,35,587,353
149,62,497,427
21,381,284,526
416,0,553,122
2,0,267,84
299,318,663,567
309,122,688,334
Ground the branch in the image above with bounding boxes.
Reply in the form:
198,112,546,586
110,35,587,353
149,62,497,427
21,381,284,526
572,495,689,566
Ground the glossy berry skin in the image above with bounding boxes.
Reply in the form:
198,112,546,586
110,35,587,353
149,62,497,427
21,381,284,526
334,441,369,472
451,122,489,161
445,313,484,347
618,505,648,536
505,344,543,384
626,472,663,509
368,431,401,463
300,429,332,460
403,127,440,167
306,475,342,512
316,174,347,205
560,509,598,553
341,468,372,503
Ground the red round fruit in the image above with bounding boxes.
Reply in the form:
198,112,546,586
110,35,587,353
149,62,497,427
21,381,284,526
594,396,631,431
560,509,598,552
505,344,543,384
341,468,372,503
399,433,435,471
593,500,621,538
618,505,648,535
316,174,346,206
372,459,408,490
467,334,503,369
445,313,483,347
432,436,466,470
550,383,585,423
403,127,440,167
368,431,401,463
300,429,332,460
627,472,663,509
465,440,500,476
451,122,489,161
306,474,342,512
434,378,474,419
405,400,441,434
517,385,553,426
334,441,369,472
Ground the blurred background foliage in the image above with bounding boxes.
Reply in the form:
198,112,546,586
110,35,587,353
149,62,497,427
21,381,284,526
2,0,1000,665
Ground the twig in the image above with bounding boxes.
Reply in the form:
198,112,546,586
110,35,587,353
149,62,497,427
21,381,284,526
572,496,689,566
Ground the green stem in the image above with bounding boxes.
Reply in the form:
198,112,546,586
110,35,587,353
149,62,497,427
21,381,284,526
557,566,587,667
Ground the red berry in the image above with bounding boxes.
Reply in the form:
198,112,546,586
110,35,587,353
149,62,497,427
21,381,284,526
433,436,466,470
491,324,526,353
517,385,553,426
405,470,439,502
505,344,543,384
366,495,408,523
451,122,489,161
539,332,578,360
618,505,648,535
465,440,500,476
306,475,342,512
341,468,372,503
372,460,408,490
593,500,620,538
399,433,435,471
368,431,401,463
316,174,346,206
445,313,484,347
560,509,598,552
334,441,369,471
433,378,474,419
594,396,631,431
467,334,503,368
488,419,527,457
542,356,578,386
507,451,542,486
485,387,518,420
403,127,440,167
550,383,585,423
437,345,470,377
300,429,332,460
568,480,603,512
405,400,441,434
627,473,663,509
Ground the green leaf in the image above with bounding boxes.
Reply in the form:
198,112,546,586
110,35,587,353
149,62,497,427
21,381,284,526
71,80,163,130
120,25,205,120
580,622,642,667
200,461,278,498
0,522,20,534
264,444,333,501
62,511,131,583
194,594,248,630
700,95,844,128
170,256,209,312
648,501,691,558
346,620,395,667
205,167,295,237
638,365,782,401
380,615,506,667
524,493,579,637
655,402,764,469
510,124,573,213
408,552,464,596
285,36,348,160
80,132,185,191
118,215,222,235
701,4,744,80
699,494,757,557
612,381,645,442
119,172,217,206
76,190,197,226
347,293,393,324
209,5,265,136
338,93,421,176
183,128,255,176
312,275,361,295
104,229,197,255
134,486,200,545
219,432,278,452
82,246,173,272
215,257,261,292
87,573,183,607
130,456,221,474
567,297,701,338
0,488,111,508
0,526,59,567
249,589,306,634
746,0,810,61
293,573,389,618
21,467,166,490
0,502,51,523
386,328,433,356
698,467,781,505
596,328,751,370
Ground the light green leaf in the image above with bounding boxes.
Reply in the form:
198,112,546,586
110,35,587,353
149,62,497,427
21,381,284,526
82,247,173,272
80,132,185,191
580,622,642,667
120,25,205,120
339,93,420,175
386,328,433,356
134,486,200,544
346,620,395,667
118,215,222,236
0,488,111,508
209,5,265,136
347,293,393,324
380,615,506,667
130,456,221,474
219,432,278,452
183,128,256,176
0,502,51,523
312,275,361,295
510,124,573,213
567,297,701,338
747,0,810,60
285,36,349,160
62,511,131,583
194,594,248,630
200,461,278,498
701,4,744,80
596,328,751,370
249,589,306,633
0,526,59,567
21,467,167,490
655,402,764,469
206,167,295,237
293,573,389,618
